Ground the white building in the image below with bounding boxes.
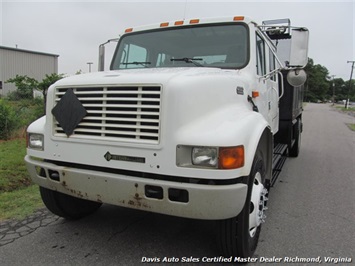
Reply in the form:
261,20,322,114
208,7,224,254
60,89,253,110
0,46,59,97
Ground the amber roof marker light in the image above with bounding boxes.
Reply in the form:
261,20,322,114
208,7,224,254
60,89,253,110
124,28,133,33
233,16,244,21
174,20,184,26
160,22,169,27
189,19,200,24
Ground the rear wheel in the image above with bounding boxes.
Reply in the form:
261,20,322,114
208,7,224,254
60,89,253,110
40,186,102,219
289,117,302,157
217,152,268,257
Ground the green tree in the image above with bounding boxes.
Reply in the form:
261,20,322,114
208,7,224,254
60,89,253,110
37,73,65,111
344,79,355,102
6,75,38,100
328,78,346,103
7,73,64,113
304,58,330,102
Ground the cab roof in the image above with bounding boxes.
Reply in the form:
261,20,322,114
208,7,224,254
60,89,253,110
122,16,255,34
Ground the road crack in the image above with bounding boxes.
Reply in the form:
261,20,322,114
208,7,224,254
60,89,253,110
0,208,60,247
106,214,149,242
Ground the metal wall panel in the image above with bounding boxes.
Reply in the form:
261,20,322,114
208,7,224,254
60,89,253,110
0,47,58,97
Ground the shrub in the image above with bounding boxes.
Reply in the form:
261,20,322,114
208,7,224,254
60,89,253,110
11,98,44,126
0,100,18,140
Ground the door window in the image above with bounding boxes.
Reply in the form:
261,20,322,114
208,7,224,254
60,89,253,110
269,48,277,81
256,34,266,76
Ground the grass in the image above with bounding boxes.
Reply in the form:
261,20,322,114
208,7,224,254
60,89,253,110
335,106,355,112
332,105,355,132
0,185,43,220
0,139,31,192
347,124,355,131
0,138,43,221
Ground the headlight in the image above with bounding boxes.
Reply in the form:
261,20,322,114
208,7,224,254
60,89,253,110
28,133,44,150
177,145,244,169
192,147,218,168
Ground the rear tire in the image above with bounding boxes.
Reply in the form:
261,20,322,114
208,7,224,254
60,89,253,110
289,118,302,157
217,151,268,257
40,186,102,219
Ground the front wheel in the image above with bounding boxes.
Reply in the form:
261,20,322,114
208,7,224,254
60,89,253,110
40,186,102,219
217,152,268,257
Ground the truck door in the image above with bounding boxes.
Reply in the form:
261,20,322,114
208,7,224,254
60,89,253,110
267,48,279,133
256,32,279,133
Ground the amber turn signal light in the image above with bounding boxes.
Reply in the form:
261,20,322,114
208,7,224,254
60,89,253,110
219,146,245,169
252,91,260,98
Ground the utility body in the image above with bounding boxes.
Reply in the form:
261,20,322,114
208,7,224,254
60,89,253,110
25,16,309,257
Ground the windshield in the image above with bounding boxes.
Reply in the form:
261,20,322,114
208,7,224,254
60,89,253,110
111,24,248,70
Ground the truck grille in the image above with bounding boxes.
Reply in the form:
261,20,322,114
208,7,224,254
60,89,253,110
53,86,162,144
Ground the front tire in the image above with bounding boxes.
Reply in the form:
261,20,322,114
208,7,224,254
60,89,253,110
217,152,268,257
40,186,102,219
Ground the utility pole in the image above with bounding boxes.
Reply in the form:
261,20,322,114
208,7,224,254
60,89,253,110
345,61,354,109
330,75,336,105
87,62,93,73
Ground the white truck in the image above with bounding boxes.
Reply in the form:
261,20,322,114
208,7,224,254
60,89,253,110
25,16,308,257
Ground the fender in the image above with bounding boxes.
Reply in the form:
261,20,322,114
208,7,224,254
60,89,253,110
229,111,272,179
175,104,272,179
27,116,46,134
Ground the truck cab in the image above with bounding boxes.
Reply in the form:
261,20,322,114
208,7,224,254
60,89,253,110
25,16,308,258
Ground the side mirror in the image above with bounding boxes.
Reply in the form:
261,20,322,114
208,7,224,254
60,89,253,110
287,69,307,87
98,45,105,72
289,28,309,68
98,38,120,72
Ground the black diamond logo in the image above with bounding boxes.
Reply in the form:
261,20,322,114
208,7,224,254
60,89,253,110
52,89,87,137
104,152,112,161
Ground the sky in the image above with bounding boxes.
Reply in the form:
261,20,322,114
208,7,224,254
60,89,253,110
0,0,354,80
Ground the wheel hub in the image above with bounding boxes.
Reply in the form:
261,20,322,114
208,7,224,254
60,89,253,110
249,172,268,237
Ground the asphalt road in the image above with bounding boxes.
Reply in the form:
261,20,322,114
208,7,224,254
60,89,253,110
0,103,354,265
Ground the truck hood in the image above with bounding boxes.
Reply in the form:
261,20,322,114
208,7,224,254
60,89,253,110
54,67,240,87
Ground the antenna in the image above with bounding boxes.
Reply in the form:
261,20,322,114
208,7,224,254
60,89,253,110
183,0,187,20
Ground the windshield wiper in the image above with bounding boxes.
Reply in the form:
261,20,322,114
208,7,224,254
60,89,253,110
170,57,204,67
122,61,151,67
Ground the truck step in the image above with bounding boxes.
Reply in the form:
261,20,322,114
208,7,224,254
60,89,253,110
273,143,288,155
271,143,288,186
